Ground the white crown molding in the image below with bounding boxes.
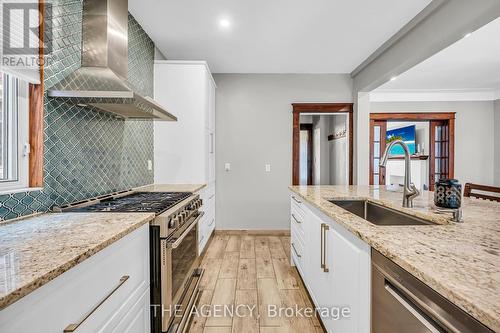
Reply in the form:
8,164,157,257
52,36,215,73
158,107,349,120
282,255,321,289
154,60,216,87
494,88,500,100
370,89,497,102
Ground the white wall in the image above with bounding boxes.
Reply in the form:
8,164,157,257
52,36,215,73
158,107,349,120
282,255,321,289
312,115,332,185
329,114,348,185
495,99,500,185
358,101,496,186
214,74,352,230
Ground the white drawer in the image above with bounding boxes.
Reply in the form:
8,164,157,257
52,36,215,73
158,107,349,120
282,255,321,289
290,194,303,211
0,224,150,333
290,207,305,237
198,210,215,249
291,230,306,276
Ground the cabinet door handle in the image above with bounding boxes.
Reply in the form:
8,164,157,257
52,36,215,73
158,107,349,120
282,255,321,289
209,218,215,227
291,196,302,204
322,224,330,273
291,242,302,258
320,224,324,269
64,275,129,332
210,133,214,154
291,214,302,224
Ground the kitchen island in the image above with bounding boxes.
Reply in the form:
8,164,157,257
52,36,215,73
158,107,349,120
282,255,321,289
289,185,500,332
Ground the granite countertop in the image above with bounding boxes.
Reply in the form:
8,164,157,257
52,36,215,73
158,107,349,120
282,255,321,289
136,183,207,193
289,185,500,332
0,212,155,310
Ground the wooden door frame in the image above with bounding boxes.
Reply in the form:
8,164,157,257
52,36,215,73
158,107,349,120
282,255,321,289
369,112,455,189
299,124,314,185
292,103,354,185
28,0,45,187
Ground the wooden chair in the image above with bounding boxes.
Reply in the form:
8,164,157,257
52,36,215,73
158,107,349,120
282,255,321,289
463,183,500,202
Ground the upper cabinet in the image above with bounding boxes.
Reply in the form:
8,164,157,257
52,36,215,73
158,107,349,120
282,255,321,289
154,61,216,185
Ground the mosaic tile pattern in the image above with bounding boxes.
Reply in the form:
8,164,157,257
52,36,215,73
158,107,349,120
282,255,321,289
0,1,155,220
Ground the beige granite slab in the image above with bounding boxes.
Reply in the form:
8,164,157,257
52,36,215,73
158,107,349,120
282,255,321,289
0,212,154,310
136,183,207,193
289,185,500,332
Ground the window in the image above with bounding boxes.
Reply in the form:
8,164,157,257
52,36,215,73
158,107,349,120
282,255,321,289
0,71,30,192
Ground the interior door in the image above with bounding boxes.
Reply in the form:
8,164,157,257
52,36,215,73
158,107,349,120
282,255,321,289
429,120,451,190
370,120,387,185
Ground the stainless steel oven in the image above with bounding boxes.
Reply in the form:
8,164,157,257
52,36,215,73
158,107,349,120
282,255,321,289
159,211,204,333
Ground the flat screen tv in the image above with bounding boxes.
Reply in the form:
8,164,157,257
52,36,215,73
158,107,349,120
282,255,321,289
386,125,416,155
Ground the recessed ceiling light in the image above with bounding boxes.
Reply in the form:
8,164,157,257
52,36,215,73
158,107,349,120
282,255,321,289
390,76,398,81
219,19,231,28
463,32,472,39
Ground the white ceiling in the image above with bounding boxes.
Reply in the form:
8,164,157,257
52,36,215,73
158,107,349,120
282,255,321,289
377,17,500,92
129,0,431,73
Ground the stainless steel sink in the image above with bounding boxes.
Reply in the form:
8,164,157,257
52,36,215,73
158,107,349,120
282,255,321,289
329,199,436,226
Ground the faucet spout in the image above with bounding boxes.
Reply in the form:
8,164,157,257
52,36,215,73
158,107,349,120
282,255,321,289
379,139,420,208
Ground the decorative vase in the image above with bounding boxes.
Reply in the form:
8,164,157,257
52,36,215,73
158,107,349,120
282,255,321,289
434,179,462,209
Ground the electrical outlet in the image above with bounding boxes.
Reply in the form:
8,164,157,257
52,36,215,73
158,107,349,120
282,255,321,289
225,163,231,171
265,164,271,172
147,160,153,171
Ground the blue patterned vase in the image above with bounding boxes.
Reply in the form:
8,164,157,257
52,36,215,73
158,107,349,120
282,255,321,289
434,179,462,209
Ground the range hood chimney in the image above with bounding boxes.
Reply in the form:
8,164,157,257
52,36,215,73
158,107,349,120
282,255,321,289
47,0,176,121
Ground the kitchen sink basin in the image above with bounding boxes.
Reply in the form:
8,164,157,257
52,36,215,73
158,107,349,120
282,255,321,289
329,199,436,226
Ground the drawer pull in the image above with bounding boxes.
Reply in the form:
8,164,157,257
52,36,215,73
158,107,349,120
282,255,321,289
291,214,302,224
291,196,302,204
64,275,129,332
291,242,302,258
322,223,330,273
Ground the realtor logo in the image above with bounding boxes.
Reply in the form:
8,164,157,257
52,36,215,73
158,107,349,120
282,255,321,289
1,2,52,66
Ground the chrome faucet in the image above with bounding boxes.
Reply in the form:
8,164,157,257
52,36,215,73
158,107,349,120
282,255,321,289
379,140,420,208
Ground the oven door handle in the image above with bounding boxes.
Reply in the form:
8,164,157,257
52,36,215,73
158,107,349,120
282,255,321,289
166,212,204,249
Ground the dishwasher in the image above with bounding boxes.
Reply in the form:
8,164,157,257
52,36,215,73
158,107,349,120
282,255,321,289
371,250,494,333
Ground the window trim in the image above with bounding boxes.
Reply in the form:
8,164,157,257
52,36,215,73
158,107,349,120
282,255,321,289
0,0,45,193
28,0,45,188
0,76,30,192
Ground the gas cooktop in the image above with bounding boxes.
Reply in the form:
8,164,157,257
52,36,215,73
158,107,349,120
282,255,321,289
64,192,192,215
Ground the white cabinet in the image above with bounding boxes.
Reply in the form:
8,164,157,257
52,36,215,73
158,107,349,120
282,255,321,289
197,183,216,254
154,61,217,254
305,210,332,311
290,193,371,333
154,60,216,185
0,224,150,333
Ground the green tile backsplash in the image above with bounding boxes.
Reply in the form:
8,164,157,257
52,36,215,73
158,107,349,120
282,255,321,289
0,0,155,220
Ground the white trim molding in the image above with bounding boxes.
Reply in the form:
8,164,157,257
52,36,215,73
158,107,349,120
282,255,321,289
370,89,498,102
153,60,216,87
494,88,500,100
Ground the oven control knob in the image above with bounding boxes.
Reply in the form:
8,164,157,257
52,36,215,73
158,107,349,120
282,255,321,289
170,216,179,228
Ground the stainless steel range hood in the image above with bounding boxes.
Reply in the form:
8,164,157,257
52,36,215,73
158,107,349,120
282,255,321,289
47,0,176,121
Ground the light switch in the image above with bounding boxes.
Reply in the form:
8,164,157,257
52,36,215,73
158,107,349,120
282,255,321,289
147,160,153,171
225,163,231,171
265,164,271,172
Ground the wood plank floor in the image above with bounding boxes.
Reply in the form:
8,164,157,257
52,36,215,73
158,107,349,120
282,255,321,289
188,234,325,333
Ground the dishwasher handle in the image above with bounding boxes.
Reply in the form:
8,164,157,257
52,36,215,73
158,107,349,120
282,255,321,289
384,281,443,333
